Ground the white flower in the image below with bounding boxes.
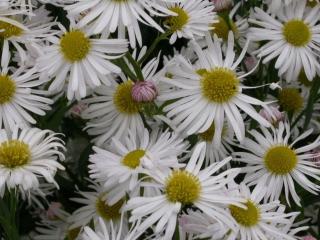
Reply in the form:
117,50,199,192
196,121,235,166
34,207,77,240
125,143,243,239
82,79,144,146
0,16,56,63
264,0,294,13
249,1,320,81
69,181,125,230
63,0,170,48
181,183,306,240
162,0,216,44
89,128,186,204
159,32,271,146
0,127,65,196
233,121,320,206
81,215,139,240
37,24,128,100
0,60,53,131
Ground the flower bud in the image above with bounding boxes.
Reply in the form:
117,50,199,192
303,236,317,240
211,0,233,12
131,80,158,103
46,202,62,220
259,106,284,126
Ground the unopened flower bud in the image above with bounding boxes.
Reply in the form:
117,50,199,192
259,106,284,126
46,202,62,220
131,81,158,103
303,236,317,240
211,0,233,12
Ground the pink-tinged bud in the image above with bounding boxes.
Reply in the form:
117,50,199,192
310,148,320,167
46,202,62,220
303,236,317,240
68,101,88,118
244,56,258,72
211,0,233,12
178,215,189,231
259,106,284,126
131,80,158,103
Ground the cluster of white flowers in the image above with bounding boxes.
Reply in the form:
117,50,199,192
1,0,320,240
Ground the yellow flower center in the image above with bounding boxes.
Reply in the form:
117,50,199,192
264,145,297,175
113,81,141,114
307,0,318,7
60,30,91,62
164,6,189,32
122,149,145,169
199,68,239,103
283,20,311,47
199,123,216,142
0,140,31,169
67,228,81,240
298,71,313,87
96,196,123,221
0,74,16,104
278,88,303,112
229,200,260,227
0,20,23,39
165,170,201,204
212,16,238,41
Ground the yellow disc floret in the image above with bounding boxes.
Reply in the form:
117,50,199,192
230,200,260,227
0,74,16,104
199,67,239,103
212,16,238,41
60,30,91,62
96,196,123,221
283,20,311,47
122,149,145,169
278,88,303,112
165,170,201,204
0,140,31,168
113,81,141,114
164,7,189,32
0,20,23,39
264,145,297,175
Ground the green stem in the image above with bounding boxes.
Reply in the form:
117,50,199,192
138,31,171,65
303,77,320,131
113,58,137,81
125,52,144,81
0,190,20,240
291,109,306,129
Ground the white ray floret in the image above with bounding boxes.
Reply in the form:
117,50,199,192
233,121,320,206
0,127,65,196
249,0,320,81
159,32,271,146
37,24,128,100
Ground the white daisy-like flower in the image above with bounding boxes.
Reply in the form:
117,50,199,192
37,24,128,100
81,215,139,240
0,15,57,63
82,79,144,146
264,0,295,13
125,142,244,239
0,127,65,196
82,50,168,145
181,183,306,240
249,1,320,81
196,121,235,166
159,32,271,147
69,181,125,230
211,2,257,53
34,207,79,240
161,0,216,44
233,121,320,206
89,127,186,204
63,0,172,48
0,59,53,131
